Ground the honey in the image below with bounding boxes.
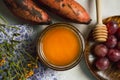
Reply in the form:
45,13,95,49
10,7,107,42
40,26,81,66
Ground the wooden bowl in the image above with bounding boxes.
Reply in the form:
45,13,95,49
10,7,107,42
84,16,120,80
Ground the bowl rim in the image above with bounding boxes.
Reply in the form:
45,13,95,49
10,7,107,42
37,23,85,71
84,16,120,80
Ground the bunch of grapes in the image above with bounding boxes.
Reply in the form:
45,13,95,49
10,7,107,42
93,21,120,70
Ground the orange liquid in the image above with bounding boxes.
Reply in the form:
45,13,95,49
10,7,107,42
41,26,81,66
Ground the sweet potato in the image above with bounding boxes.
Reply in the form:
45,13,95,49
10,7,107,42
38,0,91,24
3,0,51,24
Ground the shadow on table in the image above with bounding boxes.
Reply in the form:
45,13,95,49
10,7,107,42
79,57,97,80
79,20,96,80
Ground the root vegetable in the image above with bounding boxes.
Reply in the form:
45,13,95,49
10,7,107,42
38,0,91,24
3,0,51,24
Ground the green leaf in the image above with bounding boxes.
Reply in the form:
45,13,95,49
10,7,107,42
0,15,8,25
0,28,9,37
10,40,20,43
13,33,20,36
0,15,38,79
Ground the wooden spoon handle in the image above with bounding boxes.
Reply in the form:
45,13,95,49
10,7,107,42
96,0,103,24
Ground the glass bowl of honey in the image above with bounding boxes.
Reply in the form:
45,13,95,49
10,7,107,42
37,23,85,71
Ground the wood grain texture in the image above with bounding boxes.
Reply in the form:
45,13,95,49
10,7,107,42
103,16,120,27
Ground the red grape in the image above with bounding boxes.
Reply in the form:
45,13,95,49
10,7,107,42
92,21,120,71
107,49,120,62
105,35,117,48
117,61,120,69
106,21,118,35
94,44,108,57
95,57,110,70
116,28,120,40
117,41,120,50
